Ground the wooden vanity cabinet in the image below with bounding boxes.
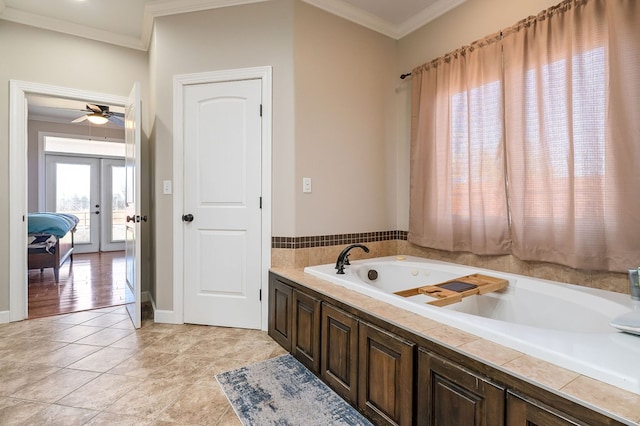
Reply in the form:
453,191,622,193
359,321,415,426
321,303,359,404
291,290,321,373
268,278,293,351
417,349,505,426
506,392,582,426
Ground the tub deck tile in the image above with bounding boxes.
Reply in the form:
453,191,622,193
502,355,579,391
560,376,640,424
458,339,523,366
424,325,480,348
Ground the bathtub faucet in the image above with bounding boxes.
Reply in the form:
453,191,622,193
335,244,370,274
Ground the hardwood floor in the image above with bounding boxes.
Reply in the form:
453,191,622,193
28,251,126,319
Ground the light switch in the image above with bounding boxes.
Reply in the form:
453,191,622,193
163,180,172,195
302,177,312,193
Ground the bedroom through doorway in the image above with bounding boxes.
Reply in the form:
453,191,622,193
26,97,128,319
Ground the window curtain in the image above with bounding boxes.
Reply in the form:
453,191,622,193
502,0,640,271
409,34,511,254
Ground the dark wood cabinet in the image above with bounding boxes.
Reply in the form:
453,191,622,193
321,302,359,404
359,321,415,426
268,272,623,426
506,392,581,426
417,349,505,426
292,290,321,373
268,278,293,352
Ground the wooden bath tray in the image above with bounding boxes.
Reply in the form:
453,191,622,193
394,274,508,307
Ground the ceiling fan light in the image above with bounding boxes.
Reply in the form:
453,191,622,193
87,113,108,125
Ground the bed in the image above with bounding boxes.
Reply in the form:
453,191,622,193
27,212,80,283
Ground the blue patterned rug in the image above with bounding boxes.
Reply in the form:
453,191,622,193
216,354,372,426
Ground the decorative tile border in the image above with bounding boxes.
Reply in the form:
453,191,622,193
272,230,408,249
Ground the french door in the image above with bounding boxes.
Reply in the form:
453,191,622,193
45,155,126,253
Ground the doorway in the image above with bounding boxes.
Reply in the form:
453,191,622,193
9,80,141,326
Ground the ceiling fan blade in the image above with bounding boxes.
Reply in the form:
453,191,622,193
72,115,89,123
86,103,103,113
108,115,125,127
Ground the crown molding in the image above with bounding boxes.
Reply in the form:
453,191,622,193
0,0,466,50
396,0,467,39
301,0,397,39
302,0,467,40
0,6,146,50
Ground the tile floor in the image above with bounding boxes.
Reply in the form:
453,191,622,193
0,305,288,425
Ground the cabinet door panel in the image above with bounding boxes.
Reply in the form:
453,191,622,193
417,349,505,426
292,290,321,372
359,322,414,426
506,392,581,426
321,303,359,404
268,278,292,351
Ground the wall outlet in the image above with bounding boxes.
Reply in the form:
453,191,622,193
163,180,172,195
302,177,312,193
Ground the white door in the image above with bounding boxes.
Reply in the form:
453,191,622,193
183,78,263,328
45,155,100,253
101,159,126,252
124,83,142,328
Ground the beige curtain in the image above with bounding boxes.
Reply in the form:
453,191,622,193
409,34,511,254
503,0,640,271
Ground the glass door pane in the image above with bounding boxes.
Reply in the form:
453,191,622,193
45,155,100,253
111,165,126,242
101,159,126,251
55,163,91,244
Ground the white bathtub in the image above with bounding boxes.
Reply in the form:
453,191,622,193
304,256,640,395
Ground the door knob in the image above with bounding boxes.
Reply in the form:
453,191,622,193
126,215,136,222
182,214,194,223
141,215,148,222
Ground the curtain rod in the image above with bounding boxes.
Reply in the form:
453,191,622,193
400,73,412,79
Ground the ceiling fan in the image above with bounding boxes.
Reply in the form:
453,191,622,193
72,104,124,126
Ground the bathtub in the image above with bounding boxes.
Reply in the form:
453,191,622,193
304,256,640,395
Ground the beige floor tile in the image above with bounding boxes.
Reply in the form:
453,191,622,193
67,347,135,372
53,311,106,325
74,327,134,346
21,404,99,426
109,318,136,330
104,377,191,419
1,339,68,363
10,368,100,403
0,397,48,425
143,332,201,354
80,313,131,328
108,348,178,378
58,373,145,411
30,343,102,368
48,325,103,343
215,406,242,426
83,411,155,425
0,320,74,339
158,380,230,424
108,330,164,350
0,362,60,396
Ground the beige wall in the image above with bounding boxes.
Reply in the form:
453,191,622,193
293,2,397,235
0,20,149,312
149,0,295,310
27,120,125,212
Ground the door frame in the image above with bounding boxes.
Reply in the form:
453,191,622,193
172,66,272,330
9,80,128,322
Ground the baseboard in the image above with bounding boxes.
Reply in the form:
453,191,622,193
0,310,10,324
148,292,181,324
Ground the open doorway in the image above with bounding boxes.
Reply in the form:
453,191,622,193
26,98,128,319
